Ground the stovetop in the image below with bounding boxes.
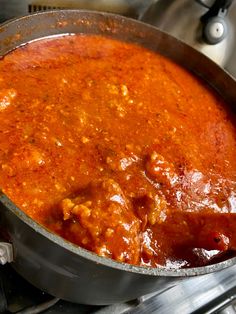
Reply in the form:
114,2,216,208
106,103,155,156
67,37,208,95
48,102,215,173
0,1,236,313
2,263,236,314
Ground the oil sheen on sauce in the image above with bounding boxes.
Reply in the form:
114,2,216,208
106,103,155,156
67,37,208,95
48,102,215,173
0,34,235,268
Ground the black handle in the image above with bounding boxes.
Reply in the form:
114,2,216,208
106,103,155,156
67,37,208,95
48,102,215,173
201,0,234,22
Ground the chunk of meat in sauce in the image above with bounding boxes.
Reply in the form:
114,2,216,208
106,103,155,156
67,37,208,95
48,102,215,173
2,144,45,176
134,193,168,230
145,151,178,187
58,178,141,264
106,150,139,172
138,211,236,268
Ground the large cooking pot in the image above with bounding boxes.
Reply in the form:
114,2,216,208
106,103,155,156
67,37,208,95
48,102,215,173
0,10,236,305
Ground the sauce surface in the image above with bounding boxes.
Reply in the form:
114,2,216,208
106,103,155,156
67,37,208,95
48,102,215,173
0,34,235,268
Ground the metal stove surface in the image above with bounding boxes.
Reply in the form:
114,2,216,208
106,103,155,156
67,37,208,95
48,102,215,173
1,1,236,313
141,0,236,77
0,0,154,22
1,263,236,313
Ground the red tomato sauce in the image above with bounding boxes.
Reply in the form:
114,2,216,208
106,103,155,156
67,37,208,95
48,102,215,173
0,34,235,268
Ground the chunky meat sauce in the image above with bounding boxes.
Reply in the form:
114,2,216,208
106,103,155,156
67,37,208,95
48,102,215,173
0,35,235,268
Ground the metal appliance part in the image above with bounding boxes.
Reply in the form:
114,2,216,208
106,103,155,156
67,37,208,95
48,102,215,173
0,0,154,22
2,263,236,313
0,242,13,265
141,0,236,73
201,0,234,44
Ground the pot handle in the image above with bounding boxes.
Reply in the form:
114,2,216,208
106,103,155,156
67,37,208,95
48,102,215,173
0,242,13,265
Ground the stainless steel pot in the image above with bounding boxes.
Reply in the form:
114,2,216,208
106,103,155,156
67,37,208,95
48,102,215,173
0,10,236,305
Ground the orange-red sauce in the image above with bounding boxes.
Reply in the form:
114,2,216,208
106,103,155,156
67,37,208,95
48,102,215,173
0,34,235,268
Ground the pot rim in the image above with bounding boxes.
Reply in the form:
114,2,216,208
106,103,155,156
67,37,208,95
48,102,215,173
0,9,236,278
